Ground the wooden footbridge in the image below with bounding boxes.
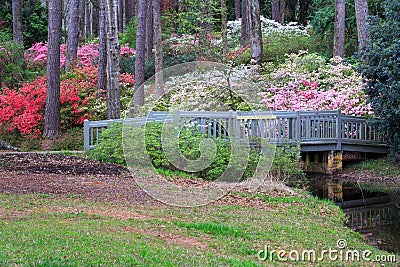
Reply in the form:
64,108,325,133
84,110,389,173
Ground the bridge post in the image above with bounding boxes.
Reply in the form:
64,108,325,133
296,111,301,141
303,151,343,173
327,150,343,173
84,119,90,151
336,109,342,151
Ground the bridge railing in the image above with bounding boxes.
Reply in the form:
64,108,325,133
84,110,386,151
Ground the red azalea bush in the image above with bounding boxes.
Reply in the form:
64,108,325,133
0,65,135,138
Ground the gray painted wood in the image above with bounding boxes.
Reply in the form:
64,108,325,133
83,110,389,153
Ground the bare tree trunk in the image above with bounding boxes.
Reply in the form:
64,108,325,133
279,0,285,24
286,0,296,22
98,0,107,97
234,0,241,19
79,0,85,38
84,0,90,39
199,0,213,55
126,0,134,23
12,0,24,46
298,0,312,25
135,0,139,16
221,0,228,55
354,0,370,50
44,0,62,138
89,1,94,35
241,0,250,46
122,0,126,31
134,0,146,111
61,1,68,33
272,0,284,24
66,0,80,71
91,1,99,37
105,0,121,119
271,0,279,23
250,0,262,65
153,0,163,99
145,0,153,61
333,0,345,58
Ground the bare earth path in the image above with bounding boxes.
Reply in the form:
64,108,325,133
0,153,157,205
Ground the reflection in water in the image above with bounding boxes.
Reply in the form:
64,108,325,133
308,174,400,254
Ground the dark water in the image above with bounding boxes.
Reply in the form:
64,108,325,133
307,173,400,255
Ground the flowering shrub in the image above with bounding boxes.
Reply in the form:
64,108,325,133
24,42,135,68
140,52,372,117
0,65,135,137
227,16,309,46
258,52,373,116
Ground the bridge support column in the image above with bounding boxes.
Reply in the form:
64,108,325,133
327,150,343,173
303,151,343,173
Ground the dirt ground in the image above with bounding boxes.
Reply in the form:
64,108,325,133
0,152,158,205
0,152,293,208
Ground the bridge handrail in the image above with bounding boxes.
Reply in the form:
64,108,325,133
83,110,386,151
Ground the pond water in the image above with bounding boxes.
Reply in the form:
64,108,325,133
307,173,400,255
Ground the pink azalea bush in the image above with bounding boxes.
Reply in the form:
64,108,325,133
258,52,373,116
25,42,135,68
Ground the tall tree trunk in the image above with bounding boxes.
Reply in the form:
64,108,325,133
279,0,285,24
12,0,23,46
199,0,210,55
234,0,241,19
250,0,262,65
134,0,146,111
241,0,250,46
91,1,100,37
286,0,296,22
298,0,312,25
66,0,80,71
84,0,90,39
126,0,134,23
105,0,121,119
221,0,228,55
354,0,370,50
118,0,126,32
172,0,179,33
43,0,62,138
145,0,153,61
79,0,85,38
272,0,284,24
333,0,345,58
98,0,107,97
271,0,279,23
153,0,163,99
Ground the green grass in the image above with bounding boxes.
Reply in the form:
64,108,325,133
0,193,398,266
173,221,249,239
349,157,400,177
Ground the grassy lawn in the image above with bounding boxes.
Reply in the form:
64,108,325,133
0,193,398,266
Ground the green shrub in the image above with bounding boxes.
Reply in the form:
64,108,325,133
119,18,138,48
263,33,311,64
87,122,306,185
269,145,306,187
86,123,125,165
50,128,84,151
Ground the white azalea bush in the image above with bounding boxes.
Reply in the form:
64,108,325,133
227,16,309,46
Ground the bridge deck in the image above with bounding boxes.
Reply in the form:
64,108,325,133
84,110,389,153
